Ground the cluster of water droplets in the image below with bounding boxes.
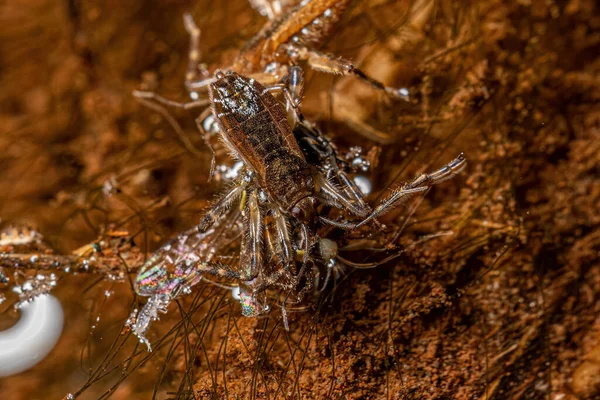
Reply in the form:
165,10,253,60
11,273,58,308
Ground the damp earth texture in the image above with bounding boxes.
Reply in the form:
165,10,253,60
0,0,599,399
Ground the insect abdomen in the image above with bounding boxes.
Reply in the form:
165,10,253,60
264,149,314,210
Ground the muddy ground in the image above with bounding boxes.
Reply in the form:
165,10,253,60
0,0,599,399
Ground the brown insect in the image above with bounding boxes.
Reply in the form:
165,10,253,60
233,0,407,97
178,0,409,96
133,1,409,146
132,69,465,340
152,70,375,321
128,3,466,343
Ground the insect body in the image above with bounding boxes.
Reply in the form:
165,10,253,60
132,70,375,339
130,8,467,346
189,0,407,98
133,69,465,343
207,71,314,217
134,2,408,124
234,0,350,72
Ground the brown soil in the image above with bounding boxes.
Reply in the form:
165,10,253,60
0,0,599,399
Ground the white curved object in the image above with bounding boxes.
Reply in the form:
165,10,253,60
0,294,64,377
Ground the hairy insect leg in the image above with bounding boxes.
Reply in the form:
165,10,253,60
266,208,295,274
194,107,220,180
198,182,247,232
293,47,410,101
280,224,311,331
265,66,306,125
335,168,371,209
253,208,297,304
321,154,467,229
315,173,371,218
235,191,271,318
194,261,253,281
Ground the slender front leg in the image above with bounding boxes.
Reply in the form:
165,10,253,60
321,154,467,229
198,183,246,232
133,90,211,110
239,190,263,281
194,107,219,180
182,13,212,98
292,46,410,101
315,173,371,218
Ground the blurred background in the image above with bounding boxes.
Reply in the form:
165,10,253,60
0,0,599,398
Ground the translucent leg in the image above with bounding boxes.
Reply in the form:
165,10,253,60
315,173,371,218
182,13,212,98
239,190,263,280
294,46,410,101
198,183,246,232
321,154,467,229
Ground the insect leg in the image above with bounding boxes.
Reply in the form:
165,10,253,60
182,13,213,98
321,154,467,229
198,182,247,233
315,173,371,218
280,223,311,330
280,65,304,107
294,47,410,101
265,208,294,271
194,261,251,281
270,208,294,271
195,107,219,180
259,208,295,292
265,67,306,125
239,190,263,281
132,90,211,110
334,168,371,209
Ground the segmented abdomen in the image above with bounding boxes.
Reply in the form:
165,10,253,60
209,72,313,209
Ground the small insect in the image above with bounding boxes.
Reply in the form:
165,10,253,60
229,0,409,98
133,2,409,146
133,71,375,333
131,69,465,350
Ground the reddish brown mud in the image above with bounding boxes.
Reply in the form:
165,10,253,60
0,0,598,399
